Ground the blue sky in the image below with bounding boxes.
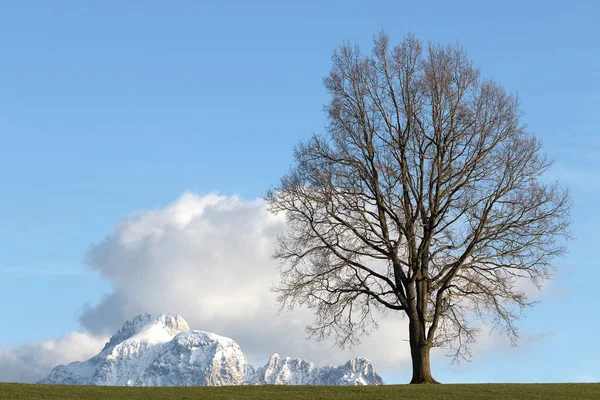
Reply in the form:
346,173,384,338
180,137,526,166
0,0,598,384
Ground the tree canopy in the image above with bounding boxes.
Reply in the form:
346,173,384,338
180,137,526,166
267,32,571,384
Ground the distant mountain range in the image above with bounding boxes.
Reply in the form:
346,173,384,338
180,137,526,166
40,313,384,386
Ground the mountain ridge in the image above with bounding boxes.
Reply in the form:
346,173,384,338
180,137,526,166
40,313,384,386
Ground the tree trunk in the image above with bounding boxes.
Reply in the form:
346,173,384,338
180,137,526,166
408,319,440,384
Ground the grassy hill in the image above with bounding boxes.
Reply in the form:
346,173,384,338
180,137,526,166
1,383,599,400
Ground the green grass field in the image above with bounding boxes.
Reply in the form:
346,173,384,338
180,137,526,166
1,383,599,400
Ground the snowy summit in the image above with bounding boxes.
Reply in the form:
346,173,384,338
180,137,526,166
40,313,384,386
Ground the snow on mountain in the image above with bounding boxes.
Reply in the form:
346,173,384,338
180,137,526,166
40,314,248,386
40,313,383,386
100,313,189,352
247,353,383,385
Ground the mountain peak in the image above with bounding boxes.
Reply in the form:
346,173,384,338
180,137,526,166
101,313,190,351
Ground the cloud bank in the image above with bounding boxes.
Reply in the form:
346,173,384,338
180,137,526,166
0,332,107,383
79,192,412,370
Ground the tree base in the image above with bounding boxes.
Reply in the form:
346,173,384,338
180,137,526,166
409,377,441,384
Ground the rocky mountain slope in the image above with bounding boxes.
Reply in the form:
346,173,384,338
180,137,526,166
40,313,383,386
249,353,383,385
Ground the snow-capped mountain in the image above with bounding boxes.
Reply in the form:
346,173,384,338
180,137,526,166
248,353,383,385
40,313,383,386
40,314,249,386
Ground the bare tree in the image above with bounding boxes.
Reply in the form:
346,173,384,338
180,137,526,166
266,32,571,384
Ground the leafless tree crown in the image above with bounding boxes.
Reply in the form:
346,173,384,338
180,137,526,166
267,32,571,362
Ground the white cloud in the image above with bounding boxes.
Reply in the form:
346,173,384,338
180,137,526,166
0,332,107,383
78,192,413,371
